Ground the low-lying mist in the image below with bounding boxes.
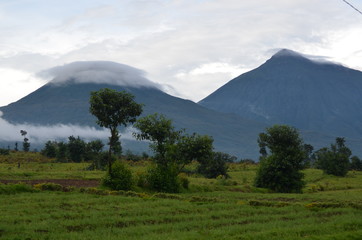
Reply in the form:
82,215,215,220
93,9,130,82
0,111,136,146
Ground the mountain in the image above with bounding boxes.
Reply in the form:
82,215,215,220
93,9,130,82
199,49,362,140
0,61,267,159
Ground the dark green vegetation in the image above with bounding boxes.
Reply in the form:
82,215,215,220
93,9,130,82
1,154,362,240
314,137,352,177
255,125,306,193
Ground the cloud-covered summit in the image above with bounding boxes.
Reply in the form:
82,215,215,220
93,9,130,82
39,61,162,89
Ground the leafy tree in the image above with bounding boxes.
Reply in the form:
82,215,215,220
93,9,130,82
134,113,213,171
350,156,362,171
89,88,143,173
20,130,30,152
134,113,180,166
302,143,314,168
254,125,306,193
134,113,214,192
67,136,86,162
315,137,352,176
167,133,214,173
56,141,68,163
41,141,58,158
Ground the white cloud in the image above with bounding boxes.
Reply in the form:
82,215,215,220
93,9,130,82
0,0,361,104
38,61,163,89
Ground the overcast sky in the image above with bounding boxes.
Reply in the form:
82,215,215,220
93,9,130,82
0,0,361,107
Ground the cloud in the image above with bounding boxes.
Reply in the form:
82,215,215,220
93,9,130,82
38,61,163,89
1,0,362,104
0,111,135,144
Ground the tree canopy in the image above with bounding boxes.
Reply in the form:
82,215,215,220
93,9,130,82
255,125,306,193
89,88,143,173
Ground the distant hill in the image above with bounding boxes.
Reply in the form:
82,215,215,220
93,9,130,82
0,61,267,159
199,49,362,154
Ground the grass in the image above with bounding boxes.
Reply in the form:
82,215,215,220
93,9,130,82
1,153,362,239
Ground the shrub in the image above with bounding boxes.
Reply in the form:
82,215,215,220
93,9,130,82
197,152,229,178
33,183,63,191
102,161,133,191
145,165,181,193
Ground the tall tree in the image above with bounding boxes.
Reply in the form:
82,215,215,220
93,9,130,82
89,88,143,173
20,130,30,152
255,125,306,193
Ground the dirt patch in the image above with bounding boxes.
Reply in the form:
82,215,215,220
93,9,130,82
0,179,100,188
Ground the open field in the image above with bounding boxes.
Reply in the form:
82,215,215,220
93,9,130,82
1,152,362,239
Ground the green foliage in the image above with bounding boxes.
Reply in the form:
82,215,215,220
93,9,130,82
350,156,362,171
20,130,30,152
56,141,68,162
134,113,180,166
315,137,352,176
41,141,57,158
197,152,229,178
67,136,86,162
134,113,213,171
255,125,306,193
168,133,214,172
102,161,133,191
34,183,63,191
145,164,182,193
89,88,143,173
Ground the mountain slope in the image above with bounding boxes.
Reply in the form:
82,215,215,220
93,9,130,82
0,64,267,159
199,49,362,139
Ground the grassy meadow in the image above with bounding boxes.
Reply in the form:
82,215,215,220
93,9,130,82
1,152,362,240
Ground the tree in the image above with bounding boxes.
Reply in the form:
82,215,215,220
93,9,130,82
67,136,86,162
302,143,314,168
350,156,362,171
134,113,180,166
134,113,214,192
89,88,143,174
197,152,230,178
254,125,306,193
20,130,30,152
134,113,213,171
315,137,352,176
41,141,58,158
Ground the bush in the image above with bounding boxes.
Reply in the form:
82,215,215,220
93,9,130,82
315,138,351,177
145,165,181,193
197,152,229,178
102,161,133,191
33,183,63,191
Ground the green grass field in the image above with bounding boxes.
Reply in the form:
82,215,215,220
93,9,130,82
1,152,362,239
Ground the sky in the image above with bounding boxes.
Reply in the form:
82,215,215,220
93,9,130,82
0,0,362,107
